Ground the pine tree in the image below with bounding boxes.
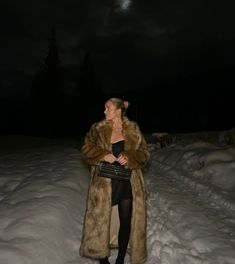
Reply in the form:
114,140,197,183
44,26,61,101
78,51,103,132
30,26,63,137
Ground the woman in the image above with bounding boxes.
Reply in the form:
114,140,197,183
79,98,150,264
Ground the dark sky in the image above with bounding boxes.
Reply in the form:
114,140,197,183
0,0,234,134
1,1,233,93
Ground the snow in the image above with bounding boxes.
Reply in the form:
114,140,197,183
0,133,235,264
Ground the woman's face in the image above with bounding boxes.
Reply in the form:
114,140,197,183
104,101,121,121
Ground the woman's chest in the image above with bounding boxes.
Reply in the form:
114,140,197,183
96,127,140,151
110,130,124,143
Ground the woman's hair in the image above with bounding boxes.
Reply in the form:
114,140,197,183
108,97,130,116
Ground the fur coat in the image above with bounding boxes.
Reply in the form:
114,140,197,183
79,116,150,264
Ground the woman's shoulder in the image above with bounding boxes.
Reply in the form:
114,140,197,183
90,119,111,131
123,116,141,131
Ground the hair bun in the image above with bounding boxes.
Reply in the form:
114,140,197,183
123,100,130,109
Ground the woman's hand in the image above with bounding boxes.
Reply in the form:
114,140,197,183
103,154,117,163
116,155,128,166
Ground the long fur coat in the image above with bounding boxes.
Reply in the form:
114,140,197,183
79,116,150,264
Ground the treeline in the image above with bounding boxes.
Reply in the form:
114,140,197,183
25,28,143,138
1,28,234,137
27,28,106,138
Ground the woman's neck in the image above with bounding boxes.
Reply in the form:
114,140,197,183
112,117,122,131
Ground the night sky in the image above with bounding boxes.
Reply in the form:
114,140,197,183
0,0,234,137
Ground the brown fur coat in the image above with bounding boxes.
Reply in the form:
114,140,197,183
79,116,150,264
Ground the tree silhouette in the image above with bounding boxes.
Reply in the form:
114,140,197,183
44,26,61,100
30,37,104,137
78,51,103,132
30,26,63,137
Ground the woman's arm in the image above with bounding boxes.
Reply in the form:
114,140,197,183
121,132,150,169
81,123,110,165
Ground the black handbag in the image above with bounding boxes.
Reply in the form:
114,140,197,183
97,161,132,181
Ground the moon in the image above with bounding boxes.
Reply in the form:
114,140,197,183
118,0,131,10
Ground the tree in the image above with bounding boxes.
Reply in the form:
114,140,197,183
30,26,63,137
78,51,103,133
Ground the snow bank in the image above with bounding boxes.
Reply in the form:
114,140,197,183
150,140,235,210
0,143,89,264
147,135,235,264
146,169,235,264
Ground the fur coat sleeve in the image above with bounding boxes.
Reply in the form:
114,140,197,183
121,120,150,170
121,131,149,169
81,123,111,165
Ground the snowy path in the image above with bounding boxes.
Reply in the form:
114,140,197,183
146,150,235,264
0,137,235,264
146,171,235,264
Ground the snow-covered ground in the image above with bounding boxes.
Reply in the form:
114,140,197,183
0,133,235,264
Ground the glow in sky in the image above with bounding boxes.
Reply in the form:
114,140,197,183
119,0,131,10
